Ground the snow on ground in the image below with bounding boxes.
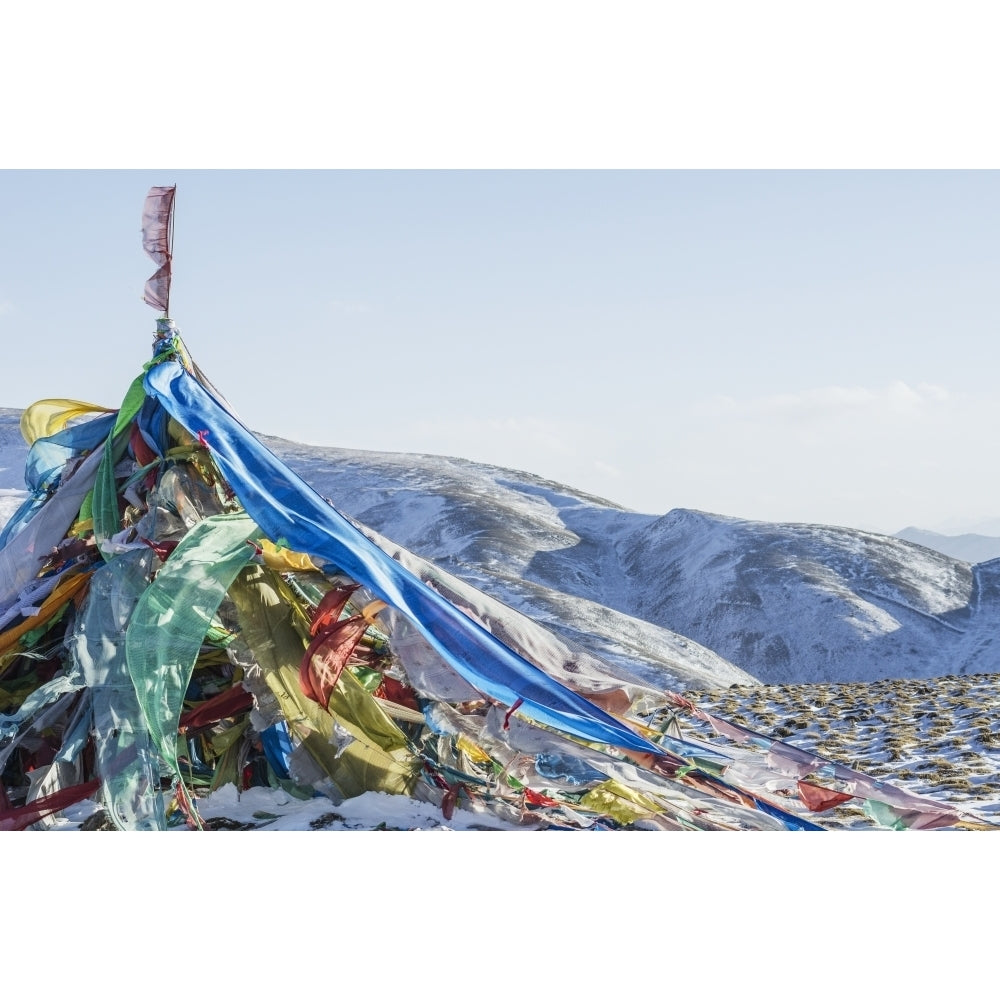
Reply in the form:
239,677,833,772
0,488,26,526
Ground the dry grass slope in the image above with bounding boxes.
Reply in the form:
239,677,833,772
678,672,1000,829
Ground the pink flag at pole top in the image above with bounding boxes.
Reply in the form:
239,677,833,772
141,185,176,314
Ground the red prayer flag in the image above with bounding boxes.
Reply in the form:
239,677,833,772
299,615,370,709
179,684,255,733
797,780,854,812
310,584,361,637
375,675,421,711
0,779,100,831
141,185,176,313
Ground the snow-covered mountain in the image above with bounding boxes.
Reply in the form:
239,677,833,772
254,431,1000,688
3,406,999,691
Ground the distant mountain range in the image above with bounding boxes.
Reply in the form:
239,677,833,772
3,406,1000,691
893,526,1000,564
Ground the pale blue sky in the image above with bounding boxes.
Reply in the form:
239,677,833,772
1,169,999,535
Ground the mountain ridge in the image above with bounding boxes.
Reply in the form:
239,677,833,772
251,430,1000,688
